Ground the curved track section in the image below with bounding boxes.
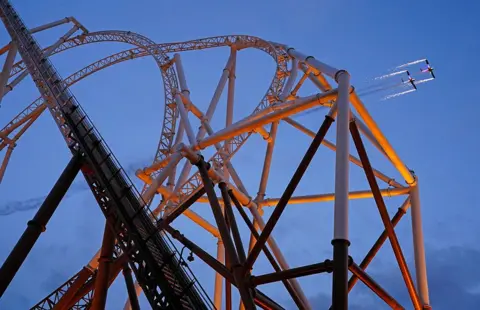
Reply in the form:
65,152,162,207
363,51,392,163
4,33,290,206
1,32,292,309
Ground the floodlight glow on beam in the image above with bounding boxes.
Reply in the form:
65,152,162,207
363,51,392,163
195,90,339,151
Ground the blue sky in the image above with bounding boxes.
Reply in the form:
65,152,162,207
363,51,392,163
0,0,479,309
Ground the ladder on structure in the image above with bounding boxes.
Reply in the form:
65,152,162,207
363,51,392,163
0,1,212,309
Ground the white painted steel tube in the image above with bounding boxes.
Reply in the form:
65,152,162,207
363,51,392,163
142,151,183,203
299,62,332,92
409,180,430,306
213,239,225,309
175,94,196,146
196,90,338,150
350,92,415,185
257,122,279,199
167,123,185,189
225,48,236,179
333,71,351,240
30,17,71,33
0,43,17,103
4,26,79,96
174,54,190,96
280,59,298,101
44,26,79,55
287,48,339,79
197,54,235,139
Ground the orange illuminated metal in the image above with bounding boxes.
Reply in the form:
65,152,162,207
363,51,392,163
0,8,434,310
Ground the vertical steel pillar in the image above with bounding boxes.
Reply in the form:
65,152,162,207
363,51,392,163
91,221,116,310
123,264,141,310
196,159,255,309
410,182,430,308
224,47,236,180
213,239,225,309
0,154,83,297
229,191,306,309
0,42,17,104
331,70,350,310
219,182,246,263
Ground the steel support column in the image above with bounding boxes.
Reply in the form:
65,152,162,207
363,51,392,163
349,262,403,309
245,114,334,271
350,120,421,309
196,159,256,309
165,225,234,283
0,41,16,104
229,190,305,309
219,182,246,263
0,154,83,297
331,70,351,310
91,220,116,310
410,182,430,307
123,264,140,310
251,260,333,286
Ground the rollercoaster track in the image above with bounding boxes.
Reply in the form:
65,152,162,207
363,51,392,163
0,3,216,308
0,29,293,308
0,3,435,308
2,33,290,206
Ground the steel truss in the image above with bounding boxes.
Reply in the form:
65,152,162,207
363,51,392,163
0,1,433,309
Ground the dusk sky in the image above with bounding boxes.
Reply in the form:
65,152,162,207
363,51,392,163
0,0,479,309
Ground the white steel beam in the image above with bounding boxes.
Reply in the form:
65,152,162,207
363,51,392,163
409,180,430,306
333,70,351,241
195,90,338,150
0,42,17,104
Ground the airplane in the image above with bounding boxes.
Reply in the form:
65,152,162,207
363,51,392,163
401,70,417,90
420,59,435,78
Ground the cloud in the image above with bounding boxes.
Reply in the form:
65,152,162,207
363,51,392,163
0,158,148,217
298,245,480,309
0,196,47,216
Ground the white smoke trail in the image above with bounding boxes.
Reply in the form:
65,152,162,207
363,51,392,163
382,89,416,101
357,81,408,97
395,59,426,69
292,106,326,119
374,70,408,80
415,77,435,85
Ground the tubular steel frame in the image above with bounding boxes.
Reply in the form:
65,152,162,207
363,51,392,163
0,2,432,309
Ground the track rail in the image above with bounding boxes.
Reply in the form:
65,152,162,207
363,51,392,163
0,1,212,309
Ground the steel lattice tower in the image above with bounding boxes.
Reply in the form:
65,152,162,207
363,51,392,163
0,1,433,309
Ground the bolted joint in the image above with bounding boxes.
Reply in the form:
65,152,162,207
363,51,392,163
334,69,350,83
406,173,418,186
